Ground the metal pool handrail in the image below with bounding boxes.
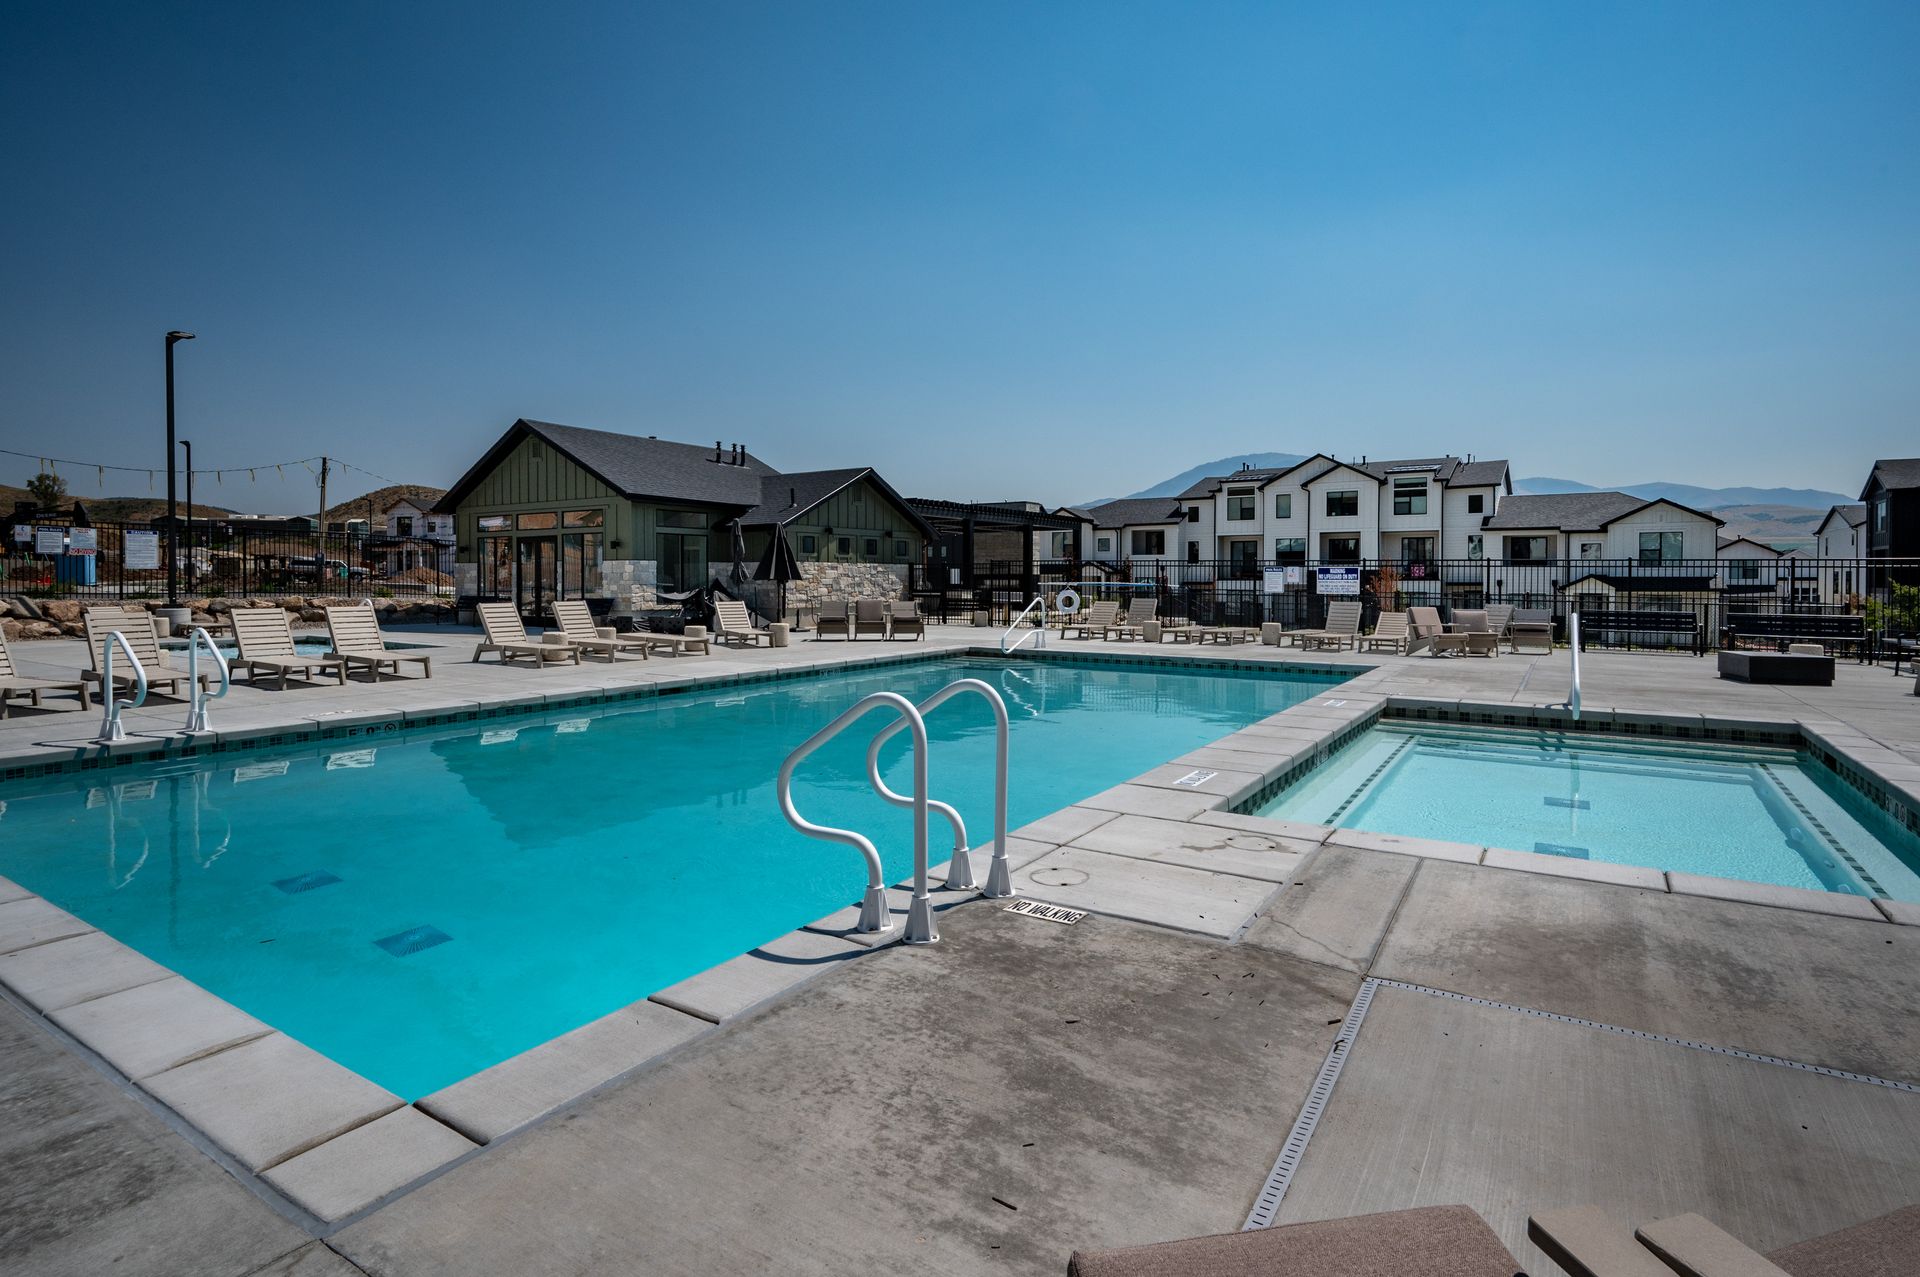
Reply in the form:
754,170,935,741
1001,596,1047,655
1569,611,1582,721
183,626,230,734
864,678,1014,898
95,630,148,744
777,690,937,943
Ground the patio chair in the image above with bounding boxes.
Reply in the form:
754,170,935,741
1484,604,1515,646
324,602,433,680
1408,606,1453,656
82,606,211,700
231,607,350,689
816,600,851,640
888,601,924,640
1510,607,1554,654
1360,610,1411,655
1062,600,1119,640
1070,1204,1523,1277
551,598,648,662
1446,608,1501,658
1531,1202,1920,1277
0,631,91,716
474,602,581,666
853,598,890,639
1299,599,1364,651
712,599,771,648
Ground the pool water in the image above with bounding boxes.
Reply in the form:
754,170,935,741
1255,723,1920,901
0,654,1344,1098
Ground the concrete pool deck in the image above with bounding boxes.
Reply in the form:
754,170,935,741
2,622,1918,1273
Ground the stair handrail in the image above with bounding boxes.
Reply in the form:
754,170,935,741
1000,596,1047,654
863,678,1013,897
1569,611,1582,721
777,690,938,943
183,626,231,734
95,630,148,744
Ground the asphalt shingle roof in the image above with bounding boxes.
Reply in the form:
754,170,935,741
1088,498,1184,529
738,469,869,526
1864,458,1920,496
516,420,776,506
1482,491,1647,531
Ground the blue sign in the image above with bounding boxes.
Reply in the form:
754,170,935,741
1315,566,1362,596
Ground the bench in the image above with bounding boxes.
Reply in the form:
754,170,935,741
1720,612,1869,660
1576,609,1704,656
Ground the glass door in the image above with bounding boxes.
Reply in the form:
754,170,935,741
658,532,707,593
516,536,557,618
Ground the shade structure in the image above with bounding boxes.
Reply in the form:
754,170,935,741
753,525,804,624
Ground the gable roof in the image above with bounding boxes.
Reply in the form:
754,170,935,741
1818,503,1868,532
1483,491,1649,531
1717,536,1779,556
437,420,778,513
1862,458,1920,498
1088,498,1183,529
738,468,935,538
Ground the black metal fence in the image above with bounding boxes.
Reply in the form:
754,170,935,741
926,556,1920,655
0,519,456,601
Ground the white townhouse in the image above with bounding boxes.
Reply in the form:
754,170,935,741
1085,498,1184,572
1813,503,1869,606
375,497,456,578
1482,491,1724,609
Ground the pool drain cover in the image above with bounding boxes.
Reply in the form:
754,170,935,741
374,925,453,957
1031,867,1090,887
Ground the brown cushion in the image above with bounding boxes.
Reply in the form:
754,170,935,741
1066,1204,1523,1277
1768,1204,1920,1277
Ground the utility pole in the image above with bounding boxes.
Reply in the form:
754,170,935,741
317,455,330,591
164,331,195,605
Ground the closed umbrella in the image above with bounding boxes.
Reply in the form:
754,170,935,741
729,519,750,587
753,525,803,626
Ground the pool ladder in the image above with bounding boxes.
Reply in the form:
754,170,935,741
1000,597,1047,654
94,631,149,743
776,678,1013,945
1568,612,1583,721
182,627,231,734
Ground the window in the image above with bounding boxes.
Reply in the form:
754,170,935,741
1274,493,1292,519
1187,506,1201,522
895,540,909,557
1505,536,1549,561
1228,540,1259,573
1727,561,1761,582
1326,490,1358,518
1392,478,1427,516
658,510,706,529
864,538,879,557
1874,498,1888,532
395,516,413,537
1096,535,1112,553
1274,537,1306,563
1186,542,1199,563
563,509,605,528
1130,529,1165,555
836,536,852,556
1579,541,1604,561
1638,531,1683,564
1325,536,1360,562
478,536,512,597
1048,531,1070,557
1466,534,1483,561
1227,489,1256,521
560,531,603,596
1400,536,1434,564
1466,493,1484,514
516,511,558,530
477,514,512,533
799,534,818,554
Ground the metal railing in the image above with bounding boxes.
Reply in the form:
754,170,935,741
1000,596,1047,654
94,630,147,743
864,678,1014,898
1568,612,1582,721
182,626,231,734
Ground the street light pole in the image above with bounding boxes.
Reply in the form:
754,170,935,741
165,331,195,606
180,439,193,592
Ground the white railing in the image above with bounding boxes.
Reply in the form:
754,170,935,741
95,631,148,744
182,627,231,734
777,691,934,943
864,678,1013,897
1000,596,1047,654
1569,611,1582,721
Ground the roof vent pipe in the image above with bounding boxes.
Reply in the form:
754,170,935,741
789,487,797,507
735,443,745,466
715,441,724,462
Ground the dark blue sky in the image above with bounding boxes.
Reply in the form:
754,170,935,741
3,2,1915,510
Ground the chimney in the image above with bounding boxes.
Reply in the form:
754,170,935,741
714,440,724,462
734,443,745,466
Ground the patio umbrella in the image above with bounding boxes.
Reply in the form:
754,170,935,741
728,519,750,587
753,524,803,626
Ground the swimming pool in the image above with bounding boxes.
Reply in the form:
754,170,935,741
1253,722,1920,901
0,653,1345,1098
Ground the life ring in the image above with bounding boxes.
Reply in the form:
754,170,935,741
1055,588,1082,615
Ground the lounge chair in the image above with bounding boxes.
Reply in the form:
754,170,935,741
1407,605,1447,655
1484,604,1515,647
1531,1202,1920,1277
1510,607,1554,653
551,599,648,661
888,601,924,640
324,602,433,680
1070,1204,1523,1276
231,607,350,689
82,606,211,700
1062,600,1119,640
1360,610,1411,654
0,631,91,716
473,602,581,666
815,600,851,640
1447,608,1501,658
1296,599,1363,651
642,626,710,657
713,599,771,648
853,599,890,640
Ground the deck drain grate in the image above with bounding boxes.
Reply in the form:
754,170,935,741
374,925,453,957
273,871,342,894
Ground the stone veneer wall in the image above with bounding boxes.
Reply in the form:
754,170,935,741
601,559,660,614
742,562,909,620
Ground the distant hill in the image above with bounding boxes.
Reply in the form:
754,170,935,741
1087,452,1308,504
1514,477,1852,509
1,480,445,525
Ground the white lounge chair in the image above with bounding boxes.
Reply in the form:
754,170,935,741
713,599,771,647
231,607,350,689
1360,611,1411,654
551,599,649,661
325,602,432,680
82,606,210,700
0,631,91,716
1297,600,1363,651
1062,600,1119,640
474,602,581,666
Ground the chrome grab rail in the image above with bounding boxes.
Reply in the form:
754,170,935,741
777,691,938,943
1001,596,1047,654
183,626,230,734
1569,611,1582,721
95,631,148,743
864,678,1013,897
